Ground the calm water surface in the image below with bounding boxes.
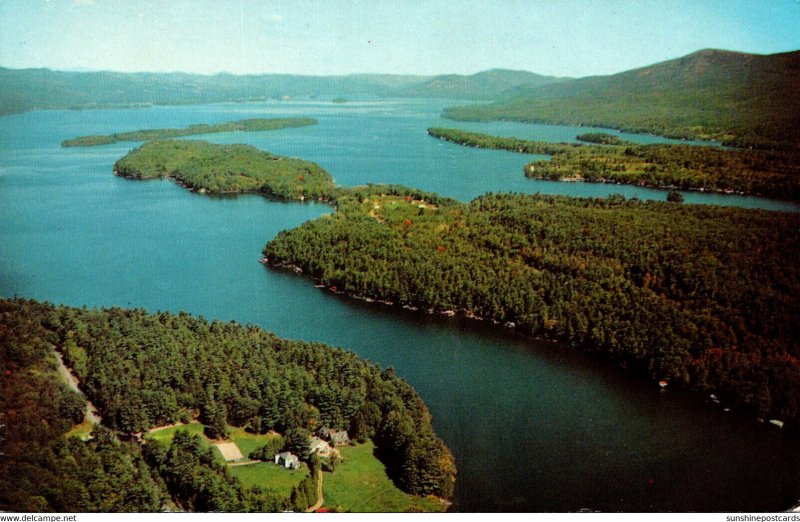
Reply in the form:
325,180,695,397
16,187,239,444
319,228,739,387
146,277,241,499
1,100,798,511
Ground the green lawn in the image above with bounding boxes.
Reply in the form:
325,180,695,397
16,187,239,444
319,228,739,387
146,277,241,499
229,462,307,496
225,426,280,458
144,423,227,460
144,422,206,444
322,441,445,513
144,423,279,459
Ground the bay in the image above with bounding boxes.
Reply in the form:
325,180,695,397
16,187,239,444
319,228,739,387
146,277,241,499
1,100,798,511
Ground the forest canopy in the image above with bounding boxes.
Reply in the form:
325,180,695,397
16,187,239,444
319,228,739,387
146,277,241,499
0,298,456,511
113,139,335,200
264,188,800,424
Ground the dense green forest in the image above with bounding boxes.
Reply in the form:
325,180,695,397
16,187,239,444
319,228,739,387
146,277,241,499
427,128,800,200
444,49,800,150
61,118,317,147
113,140,335,199
575,132,627,145
264,189,800,424
0,299,166,511
1,299,455,511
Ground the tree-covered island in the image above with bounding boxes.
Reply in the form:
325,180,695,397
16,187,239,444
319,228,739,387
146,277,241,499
427,128,800,200
263,187,800,426
113,139,335,200
1,298,454,512
61,117,317,147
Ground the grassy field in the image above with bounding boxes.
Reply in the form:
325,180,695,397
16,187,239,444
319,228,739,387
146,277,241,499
143,425,442,511
229,462,307,496
145,422,205,443
65,418,94,440
322,441,445,513
225,426,280,458
145,423,305,496
144,423,279,458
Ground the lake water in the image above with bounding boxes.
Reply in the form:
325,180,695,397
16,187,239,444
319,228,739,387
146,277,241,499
1,100,798,511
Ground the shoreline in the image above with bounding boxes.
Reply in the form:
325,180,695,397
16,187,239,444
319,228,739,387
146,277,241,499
261,256,795,434
525,170,751,198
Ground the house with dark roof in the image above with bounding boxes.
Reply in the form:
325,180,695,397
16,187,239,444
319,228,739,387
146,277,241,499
320,427,351,446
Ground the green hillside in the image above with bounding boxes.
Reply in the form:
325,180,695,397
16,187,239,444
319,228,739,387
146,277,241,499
1,298,456,511
444,49,800,149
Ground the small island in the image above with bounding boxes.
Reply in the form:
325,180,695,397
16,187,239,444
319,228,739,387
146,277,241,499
264,187,800,427
575,132,628,145
427,127,800,200
61,117,318,147
113,139,335,201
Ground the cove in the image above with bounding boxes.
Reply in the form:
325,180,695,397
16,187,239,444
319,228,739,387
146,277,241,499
1,100,798,511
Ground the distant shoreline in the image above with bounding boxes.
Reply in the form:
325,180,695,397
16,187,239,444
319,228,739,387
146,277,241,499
61,117,318,147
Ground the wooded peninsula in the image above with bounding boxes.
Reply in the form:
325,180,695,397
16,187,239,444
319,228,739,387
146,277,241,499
61,117,317,147
263,187,800,426
427,127,800,200
109,138,800,427
1,298,455,512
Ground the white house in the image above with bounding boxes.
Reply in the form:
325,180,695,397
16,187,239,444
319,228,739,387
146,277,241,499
274,451,300,469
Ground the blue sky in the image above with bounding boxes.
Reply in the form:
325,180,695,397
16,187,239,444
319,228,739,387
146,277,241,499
1,0,799,77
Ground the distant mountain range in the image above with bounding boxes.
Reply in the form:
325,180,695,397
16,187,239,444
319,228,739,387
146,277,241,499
0,68,426,114
0,67,563,115
394,69,565,99
2,48,798,148
444,49,800,149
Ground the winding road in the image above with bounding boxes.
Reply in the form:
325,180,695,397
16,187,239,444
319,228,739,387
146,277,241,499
54,349,101,425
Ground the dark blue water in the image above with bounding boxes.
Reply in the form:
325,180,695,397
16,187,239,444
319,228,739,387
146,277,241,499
1,100,798,511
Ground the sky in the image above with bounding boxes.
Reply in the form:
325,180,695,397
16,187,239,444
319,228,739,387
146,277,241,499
1,0,799,78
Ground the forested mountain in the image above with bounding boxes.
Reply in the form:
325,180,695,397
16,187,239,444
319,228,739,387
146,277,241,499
395,69,565,100
264,188,800,425
444,49,800,149
0,298,456,511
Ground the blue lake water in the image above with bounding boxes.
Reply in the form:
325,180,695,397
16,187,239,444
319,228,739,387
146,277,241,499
1,100,798,511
